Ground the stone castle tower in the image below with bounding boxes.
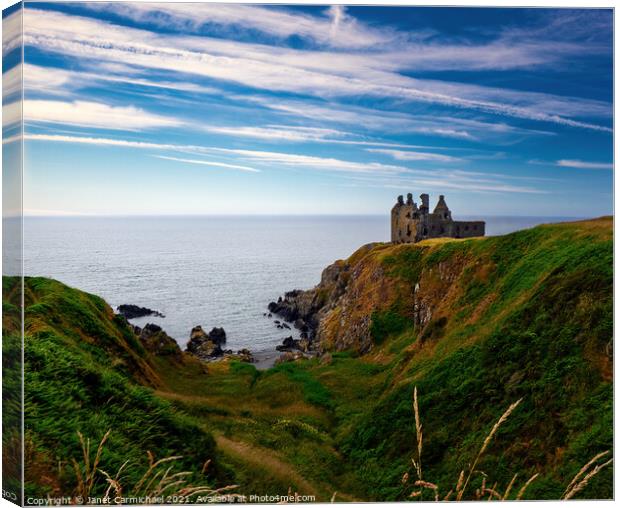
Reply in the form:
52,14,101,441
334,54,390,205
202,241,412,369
391,193,485,243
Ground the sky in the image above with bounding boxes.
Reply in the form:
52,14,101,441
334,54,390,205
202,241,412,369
2,2,614,216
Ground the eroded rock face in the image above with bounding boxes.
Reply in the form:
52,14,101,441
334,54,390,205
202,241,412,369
267,256,353,350
267,241,464,355
186,325,226,360
138,323,182,359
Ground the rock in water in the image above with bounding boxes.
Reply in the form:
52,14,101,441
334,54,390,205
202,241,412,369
117,304,165,319
186,325,226,360
207,327,227,345
276,336,301,352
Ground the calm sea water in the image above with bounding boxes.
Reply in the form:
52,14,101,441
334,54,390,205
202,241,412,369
21,215,582,353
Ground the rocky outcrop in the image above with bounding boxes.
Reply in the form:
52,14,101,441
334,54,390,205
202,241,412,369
137,323,182,359
186,325,227,360
235,348,254,363
268,243,385,354
117,304,165,319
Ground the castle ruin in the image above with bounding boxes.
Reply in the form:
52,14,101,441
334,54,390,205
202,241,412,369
391,193,485,243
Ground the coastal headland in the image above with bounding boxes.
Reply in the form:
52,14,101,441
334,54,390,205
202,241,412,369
5,217,612,501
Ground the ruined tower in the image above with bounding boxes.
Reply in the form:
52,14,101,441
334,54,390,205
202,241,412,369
390,193,485,243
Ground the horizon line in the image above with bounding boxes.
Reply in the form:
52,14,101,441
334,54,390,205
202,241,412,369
14,213,595,219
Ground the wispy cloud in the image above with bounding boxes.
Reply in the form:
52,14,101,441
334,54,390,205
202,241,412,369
23,133,546,194
23,99,183,131
205,147,413,175
201,124,349,142
366,148,462,163
22,63,221,98
2,9,22,57
237,95,555,142
23,132,409,175
153,155,260,173
80,3,401,49
23,8,611,133
556,159,613,170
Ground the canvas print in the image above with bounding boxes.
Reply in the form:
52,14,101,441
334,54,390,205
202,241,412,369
2,1,613,504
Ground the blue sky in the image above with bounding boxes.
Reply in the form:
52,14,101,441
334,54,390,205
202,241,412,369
2,2,614,216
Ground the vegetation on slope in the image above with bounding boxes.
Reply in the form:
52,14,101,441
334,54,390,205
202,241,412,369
3,277,230,500
337,218,613,500
4,217,613,501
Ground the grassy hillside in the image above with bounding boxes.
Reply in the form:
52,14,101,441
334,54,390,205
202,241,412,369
335,217,613,500
4,217,613,501
3,277,230,500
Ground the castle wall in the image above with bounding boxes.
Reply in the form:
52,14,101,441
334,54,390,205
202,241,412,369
452,221,485,238
392,204,417,242
390,194,485,243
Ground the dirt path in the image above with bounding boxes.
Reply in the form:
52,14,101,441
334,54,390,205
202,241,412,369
214,435,320,497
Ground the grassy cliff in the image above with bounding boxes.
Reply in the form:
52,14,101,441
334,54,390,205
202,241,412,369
4,217,612,501
3,277,230,499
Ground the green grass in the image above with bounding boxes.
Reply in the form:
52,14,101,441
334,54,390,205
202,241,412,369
4,218,613,501
4,277,231,498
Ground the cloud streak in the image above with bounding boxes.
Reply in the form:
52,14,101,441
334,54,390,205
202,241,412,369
556,159,613,170
23,99,183,131
153,155,260,173
366,148,462,163
22,132,545,194
23,8,611,133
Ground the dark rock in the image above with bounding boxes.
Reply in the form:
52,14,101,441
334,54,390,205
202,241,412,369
282,323,291,330
207,327,227,345
236,348,254,363
186,325,227,360
274,320,281,324
294,318,307,330
142,323,162,334
276,336,301,352
190,325,209,342
117,304,165,319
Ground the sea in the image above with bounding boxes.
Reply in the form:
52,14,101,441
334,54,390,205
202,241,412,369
18,215,582,355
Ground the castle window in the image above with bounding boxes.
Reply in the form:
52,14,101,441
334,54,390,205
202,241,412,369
465,225,469,231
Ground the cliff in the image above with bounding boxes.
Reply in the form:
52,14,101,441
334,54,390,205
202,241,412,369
268,217,613,499
274,217,613,367
5,217,613,501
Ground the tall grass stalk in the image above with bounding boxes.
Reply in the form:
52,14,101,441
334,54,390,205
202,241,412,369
69,430,238,504
406,387,611,501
